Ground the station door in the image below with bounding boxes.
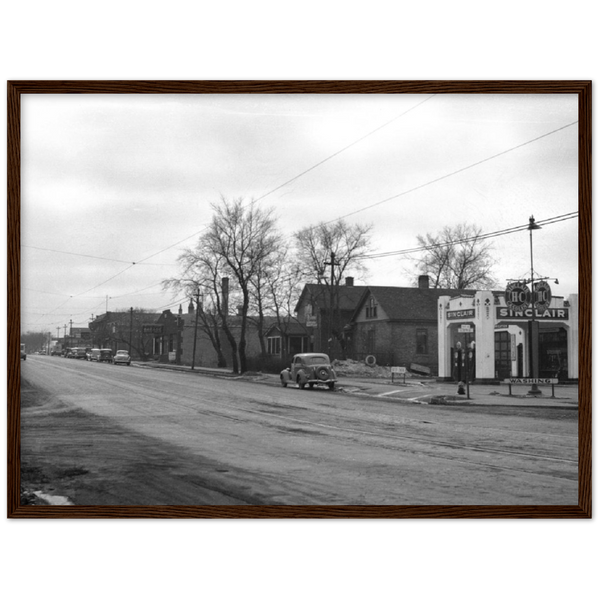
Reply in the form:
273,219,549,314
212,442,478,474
494,331,511,380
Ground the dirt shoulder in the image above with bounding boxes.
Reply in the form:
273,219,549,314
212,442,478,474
20,377,251,506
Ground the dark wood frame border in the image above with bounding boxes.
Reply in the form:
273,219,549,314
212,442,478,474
7,80,591,518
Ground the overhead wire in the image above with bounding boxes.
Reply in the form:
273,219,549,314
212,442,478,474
25,102,577,331
251,94,437,205
358,212,578,260
57,96,441,321
322,121,578,226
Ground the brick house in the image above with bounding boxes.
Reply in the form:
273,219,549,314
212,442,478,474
178,302,278,370
89,309,182,362
346,279,467,374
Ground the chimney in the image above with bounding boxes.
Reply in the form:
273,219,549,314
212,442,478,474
345,276,354,287
237,305,243,316
418,275,430,289
221,277,229,316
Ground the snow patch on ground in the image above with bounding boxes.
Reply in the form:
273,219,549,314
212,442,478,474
332,359,426,380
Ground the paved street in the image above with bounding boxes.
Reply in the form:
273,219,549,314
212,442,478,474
20,355,578,506
136,360,579,408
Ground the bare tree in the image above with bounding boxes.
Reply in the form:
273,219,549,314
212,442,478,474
248,245,304,360
415,223,497,289
167,197,282,373
206,198,282,372
163,249,231,370
294,220,373,357
294,220,372,285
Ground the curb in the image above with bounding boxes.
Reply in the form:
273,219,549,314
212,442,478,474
130,362,577,407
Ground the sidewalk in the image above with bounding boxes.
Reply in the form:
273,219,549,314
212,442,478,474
132,361,578,408
337,377,578,408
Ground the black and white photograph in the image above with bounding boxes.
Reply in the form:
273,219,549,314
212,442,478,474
14,86,585,510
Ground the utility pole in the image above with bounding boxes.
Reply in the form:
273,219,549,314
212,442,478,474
528,216,542,395
129,307,133,352
324,251,340,357
191,289,201,370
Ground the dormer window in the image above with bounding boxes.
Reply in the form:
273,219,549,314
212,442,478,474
365,297,378,319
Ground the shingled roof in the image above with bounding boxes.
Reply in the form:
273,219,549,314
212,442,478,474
295,283,369,313
352,286,476,322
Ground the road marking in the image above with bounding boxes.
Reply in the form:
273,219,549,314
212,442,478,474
377,390,426,403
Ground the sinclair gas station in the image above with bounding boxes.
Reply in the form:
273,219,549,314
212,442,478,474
437,217,578,387
437,288,578,384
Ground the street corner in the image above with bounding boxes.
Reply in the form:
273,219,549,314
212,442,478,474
425,394,472,405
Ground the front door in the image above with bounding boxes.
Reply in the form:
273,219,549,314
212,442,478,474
494,331,511,380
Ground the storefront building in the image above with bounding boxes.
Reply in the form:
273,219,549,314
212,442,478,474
437,291,578,383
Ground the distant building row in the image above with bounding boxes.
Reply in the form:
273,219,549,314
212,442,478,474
76,275,577,382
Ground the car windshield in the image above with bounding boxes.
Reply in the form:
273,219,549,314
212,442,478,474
116,351,128,355
100,350,112,355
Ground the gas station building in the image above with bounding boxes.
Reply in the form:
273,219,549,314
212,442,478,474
437,290,578,383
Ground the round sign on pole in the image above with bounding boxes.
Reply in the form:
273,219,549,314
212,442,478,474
505,282,531,311
533,281,552,311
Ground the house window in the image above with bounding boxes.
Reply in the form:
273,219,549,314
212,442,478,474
366,329,375,354
365,297,378,319
267,336,281,355
416,328,428,354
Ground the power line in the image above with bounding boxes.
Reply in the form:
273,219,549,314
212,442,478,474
358,212,578,260
24,96,437,327
252,94,437,204
323,120,578,225
22,244,175,266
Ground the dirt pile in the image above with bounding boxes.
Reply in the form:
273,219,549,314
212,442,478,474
332,359,418,380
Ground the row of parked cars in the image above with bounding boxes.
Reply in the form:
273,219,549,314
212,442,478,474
63,347,131,366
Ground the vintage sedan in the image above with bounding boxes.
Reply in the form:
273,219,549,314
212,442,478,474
280,353,337,390
90,348,114,363
113,350,131,366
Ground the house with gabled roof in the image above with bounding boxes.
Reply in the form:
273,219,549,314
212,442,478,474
294,277,368,359
345,278,468,374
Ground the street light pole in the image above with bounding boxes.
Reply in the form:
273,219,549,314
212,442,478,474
528,215,542,396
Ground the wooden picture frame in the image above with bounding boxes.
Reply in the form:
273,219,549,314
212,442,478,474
7,80,591,518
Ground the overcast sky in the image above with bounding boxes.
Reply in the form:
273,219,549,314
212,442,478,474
20,93,579,335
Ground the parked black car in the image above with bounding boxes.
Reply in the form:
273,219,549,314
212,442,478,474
280,353,337,390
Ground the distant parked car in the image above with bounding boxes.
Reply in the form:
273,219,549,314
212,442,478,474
280,353,337,390
20,344,26,361
90,348,114,363
68,347,87,359
113,350,131,366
